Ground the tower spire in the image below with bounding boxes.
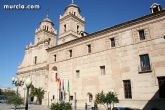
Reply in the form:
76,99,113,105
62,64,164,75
72,0,74,4
46,9,49,18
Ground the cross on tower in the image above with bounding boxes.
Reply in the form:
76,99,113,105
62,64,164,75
72,0,74,4
46,9,49,18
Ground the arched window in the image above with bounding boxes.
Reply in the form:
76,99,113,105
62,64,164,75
52,66,58,81
87,92,93,102
64,24,66,32
77,25,79,34
52,66,57,71
34,56,37,64
47,26,48,31
150,3,162,13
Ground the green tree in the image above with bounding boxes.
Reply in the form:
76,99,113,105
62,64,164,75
95,91,119,110
8,94,23,106
2,91,16,101
0,89,2,95
95,91,106,106
105,91,119,110
31,87,45,104
51,101,72,110
8,94,23,110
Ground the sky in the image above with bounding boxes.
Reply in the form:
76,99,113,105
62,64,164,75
0,0,165,88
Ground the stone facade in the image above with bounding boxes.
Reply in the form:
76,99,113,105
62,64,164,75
17,3,165,110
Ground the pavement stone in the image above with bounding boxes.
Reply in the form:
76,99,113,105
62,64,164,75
0,104,49,110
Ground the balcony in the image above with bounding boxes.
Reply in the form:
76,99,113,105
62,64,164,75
138,64,152,73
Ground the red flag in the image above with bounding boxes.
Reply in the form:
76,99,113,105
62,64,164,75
56,77,61,90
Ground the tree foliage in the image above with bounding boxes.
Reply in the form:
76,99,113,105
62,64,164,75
95,91,119,110
95,91,106,104
0,90,16,101
31,87,45,104
8,94,23,106
0,89,2,95
51,101,72,110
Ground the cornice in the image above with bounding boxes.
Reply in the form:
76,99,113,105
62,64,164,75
17,65,49,75
35,29,56,36
47,10,165,52
26,38,51,50
59,14,85,24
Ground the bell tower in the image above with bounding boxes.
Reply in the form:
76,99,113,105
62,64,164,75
58,1,85,45
35,14,57,47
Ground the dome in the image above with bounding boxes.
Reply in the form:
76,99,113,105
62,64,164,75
65,3,81,13
41,14,54,25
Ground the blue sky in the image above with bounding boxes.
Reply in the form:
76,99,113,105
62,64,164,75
0,0,165,88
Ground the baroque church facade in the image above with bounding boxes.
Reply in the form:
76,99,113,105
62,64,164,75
17,2,165,110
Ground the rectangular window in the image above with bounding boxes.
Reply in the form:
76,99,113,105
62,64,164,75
110,38,115,47
69,96,73,101
48,38,51,45
140,54,151,72
69,50,72,58
139,30,145,40
53,95,55,100
100,66,106,75
157,77,165,98
76,70,80,78
87,44,91,53
123,80,132,99
34,56,37,64
54,54,56,62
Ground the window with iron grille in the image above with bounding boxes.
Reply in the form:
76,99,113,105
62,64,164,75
34,56,37,64
140,54,151,72
54,54,56,62
100,66,106,75
69,50,72,58
110,37,115,47
76,70,80,78
138,30,145,40
87,44,91,53
123,80,132,99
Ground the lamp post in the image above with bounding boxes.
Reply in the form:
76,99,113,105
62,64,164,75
47,90,50,107
12,76,24,110
25,78,32,110
74,92,77,110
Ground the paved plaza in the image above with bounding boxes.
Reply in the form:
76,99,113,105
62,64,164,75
0,104,49,110
0,104,86,110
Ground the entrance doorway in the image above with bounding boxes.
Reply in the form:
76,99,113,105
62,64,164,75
157,76,165,98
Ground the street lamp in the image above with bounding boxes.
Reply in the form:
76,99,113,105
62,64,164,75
47,90,50,107
12,76,24,110
74,92,77,110
12,77,24,95
25,78,32,110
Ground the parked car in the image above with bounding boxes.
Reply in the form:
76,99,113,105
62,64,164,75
113,107,141,110
0,99,7,103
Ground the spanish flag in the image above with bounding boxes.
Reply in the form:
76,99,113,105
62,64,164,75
56,77,61,90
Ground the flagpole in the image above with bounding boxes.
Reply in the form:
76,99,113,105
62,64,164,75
67,80,70,102
62,79,65,101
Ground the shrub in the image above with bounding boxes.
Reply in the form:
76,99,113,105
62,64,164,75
8,95,23,106
31,87,45,104
95,91,119,110
51,101,72,110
